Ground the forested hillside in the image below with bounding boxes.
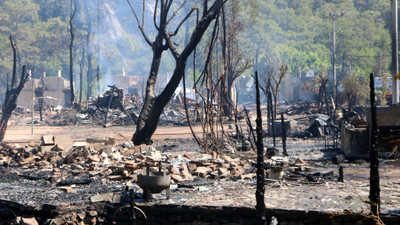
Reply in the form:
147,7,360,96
0,0,393,100
244,0,391,79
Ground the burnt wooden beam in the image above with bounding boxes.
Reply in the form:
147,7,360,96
369,73,380,216
255,71,266,224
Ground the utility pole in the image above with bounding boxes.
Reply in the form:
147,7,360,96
392,0,399,104
324,12,343,106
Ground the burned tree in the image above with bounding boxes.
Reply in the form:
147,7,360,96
128,0,226,145
83,0,94,100
0,36,30,141
220,0,251,117
78,45,85,104
69,0,77,105
317,70,330,115
341,71,368,111
302,68,330,116
268,64,287,118
260,75,276,146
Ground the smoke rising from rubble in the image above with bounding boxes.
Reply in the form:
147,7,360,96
82,0,155,93
83,0,193,95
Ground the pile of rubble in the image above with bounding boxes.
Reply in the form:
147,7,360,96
0,135,339,190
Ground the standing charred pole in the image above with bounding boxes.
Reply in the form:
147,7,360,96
392,0,399,104
369,73,380,216
0,36,30,141
281,113,288,156
323,12,343,107
255,71,266,224
69,0,77,105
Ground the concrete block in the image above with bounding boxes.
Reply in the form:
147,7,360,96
41,135,54,146
54,135,73,151
341,126,368,159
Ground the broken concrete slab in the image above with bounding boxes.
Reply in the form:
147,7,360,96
15,217,39,225
53,135,73,151
90,192,122,203
41,135,54,146
58,186,77,194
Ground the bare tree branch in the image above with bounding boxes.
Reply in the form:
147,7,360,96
9,36,16,88
166,0,173,13
127,0,154,47
170,7,196,37
167,0,188,24
154,0,160,30
203,0,208,17
142,0,145,28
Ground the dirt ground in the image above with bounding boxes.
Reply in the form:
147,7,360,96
3,125,201,143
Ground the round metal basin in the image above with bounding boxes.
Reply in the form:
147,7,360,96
137,172,171,193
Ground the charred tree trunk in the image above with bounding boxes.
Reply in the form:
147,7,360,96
131,0,225,145
268,83,276,147
79,46,85,104
0,36,29,141
133,35,165,145
324,85,331,119
87,48,93,100
318,87,323,112
220,5,232,118
255,71,266,224
84,1,93,100
369,73,380,216
69,0,76,105
96,0,101,95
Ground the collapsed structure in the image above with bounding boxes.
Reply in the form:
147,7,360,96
18,71,72,109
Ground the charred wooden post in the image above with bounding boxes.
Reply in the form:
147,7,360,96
268,83,276,147
265,88,271,132
244,106,256,151
234,107,241,140
338,166,344,182
255,71,266,224
281,113,288,156
369,73,380,216
0,36,30,141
